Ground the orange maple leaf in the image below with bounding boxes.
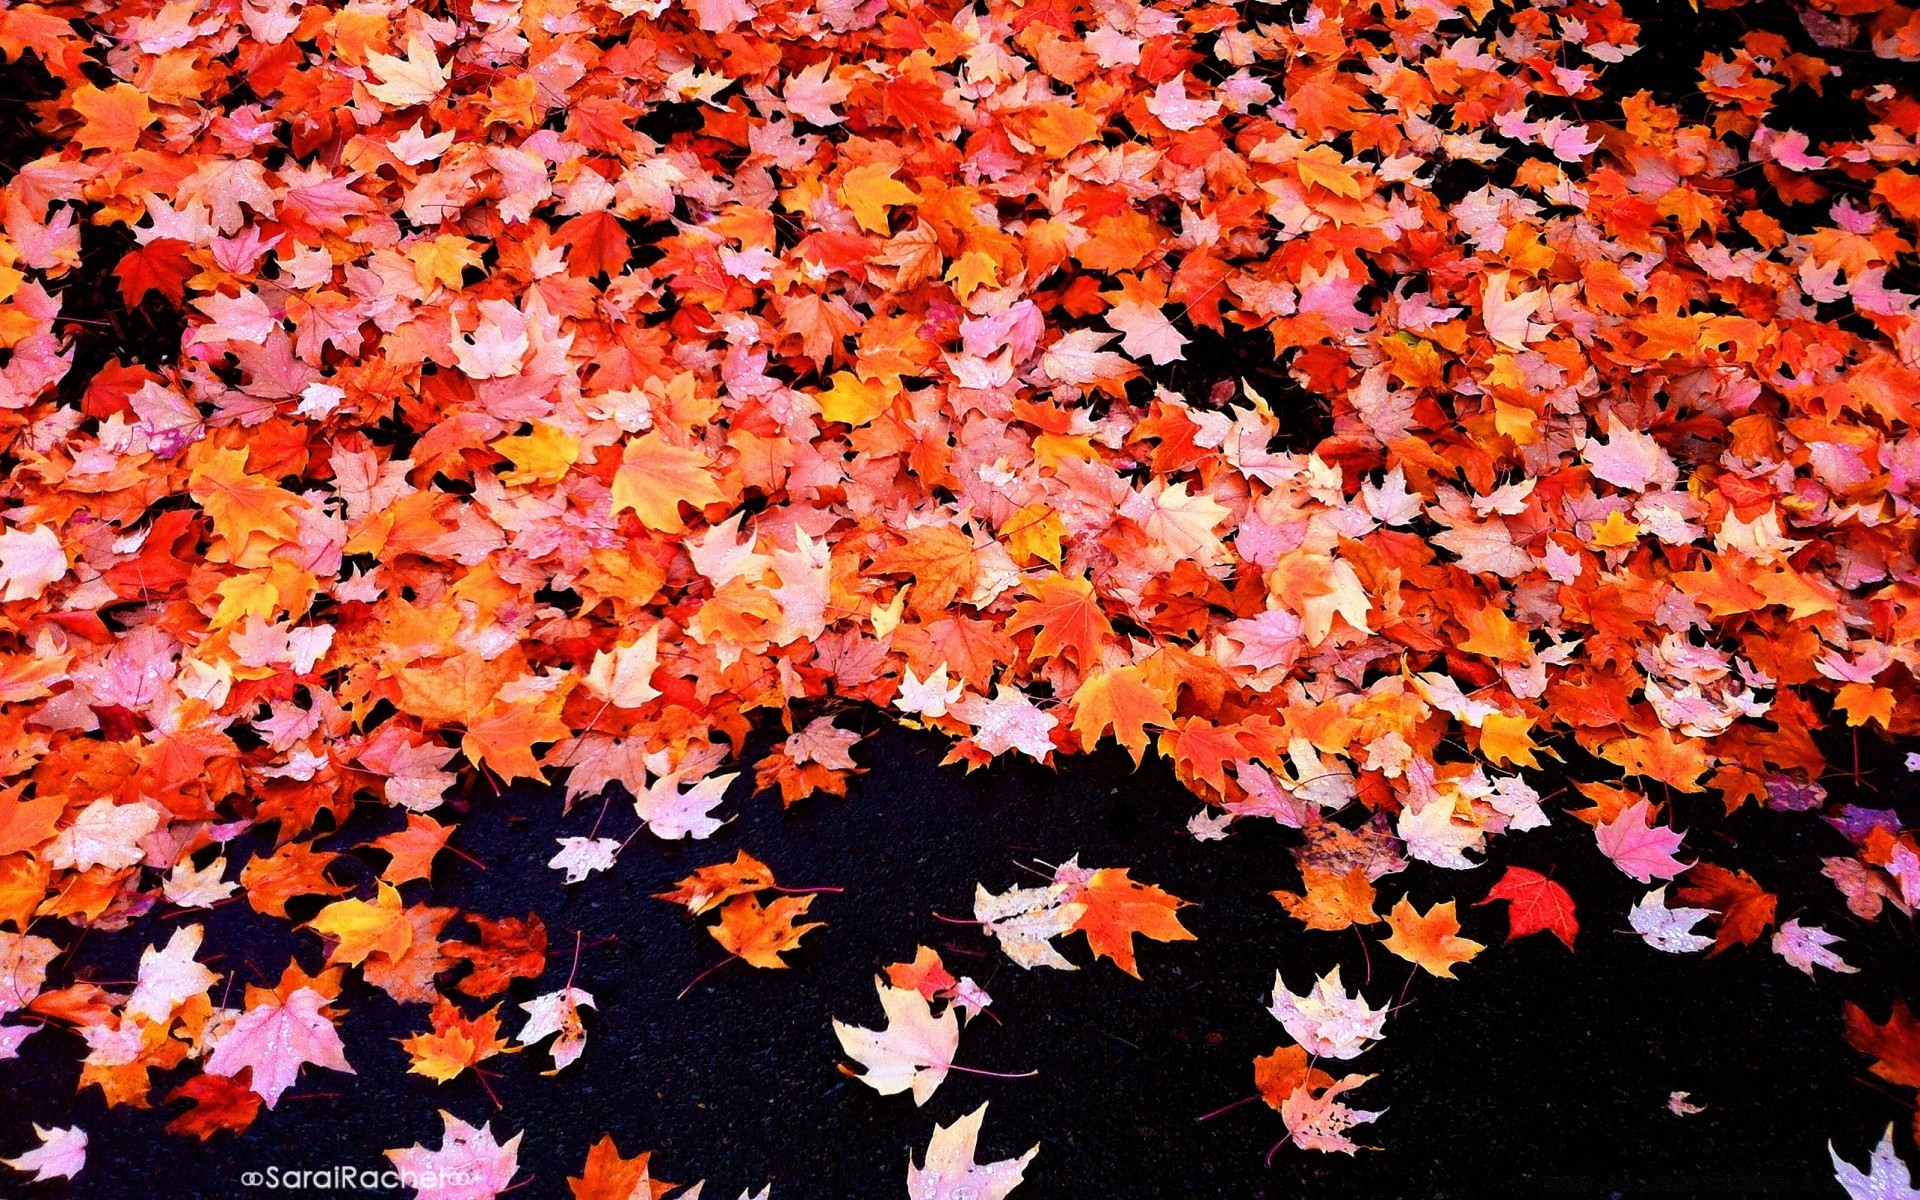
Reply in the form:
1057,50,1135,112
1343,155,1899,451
371,814,455,886
1006,574,1115,669
708,893,824,969
1273,867,1380,932
1382,897,1484,978
401,996,513,1083
653,851,776,915
609,432,726,534
1070,667,1175,764
1069,867,1196,978
569,1135,675,1200
869,526,981,620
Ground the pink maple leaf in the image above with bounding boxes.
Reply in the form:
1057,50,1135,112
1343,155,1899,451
1594,800,1690,884
386,1112,521,1200
204,987,353,1107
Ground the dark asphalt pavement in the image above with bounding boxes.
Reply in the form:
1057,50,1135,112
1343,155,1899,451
5,721,1917,1200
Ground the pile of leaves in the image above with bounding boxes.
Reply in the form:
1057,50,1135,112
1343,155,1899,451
1,0,1919,1189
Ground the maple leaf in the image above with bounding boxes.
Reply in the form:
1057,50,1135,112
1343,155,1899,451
550,837,621,885
884,948,987,1023
908,1104,1037,1200
364,34,448,107
1475,867,1577,948
462,698,570,785
1846,1002,1920,1090
1069,667,1175,766
0,525,66,600
72,81,151,151
386,1112,522,1200
1582,412,1678,493
556,211,632,278
1106,301,1188,365
709,893,823,968
3,1125,85,1182
186,445,307,550
1254,1044,1335,1111
0,791,63,856
163,856,236,909
1397,797,1485,870
833,978,960,1105
840,163,917,235
1593,800,1690,884
452,303,530,379
633,767,735,840
372,813,455,886
1833,1127,1920,1200
307,882,414,967
1674,863,1776,954
583,626,663,710
1273,868,1380,932
783,60,849,127
870,526,981,620
204,987,353,1108
569,1135,675,1200
1772,919,1856,976
1382,898,1484,978
240,842,346,918
112,240,196,307
1143,73,1221,131
45,797,158,871
1479,271,1548,348
655,851,777,915
1628,888,1716,954
951,686,1058,763
517,987,596,1072
127,924,219,1024
403,997,513,1084
447,913,547,999
1,933,60,1019
163,1072,262,1141
974,877,1085,971
1268,966,1386,1059
1068,866,1195,977
1005,575,1114,669
610,433,726,534
1280,1074,1382,1155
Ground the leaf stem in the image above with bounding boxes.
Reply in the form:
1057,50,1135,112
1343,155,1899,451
944,1063,1037,1080
676,956,732,1000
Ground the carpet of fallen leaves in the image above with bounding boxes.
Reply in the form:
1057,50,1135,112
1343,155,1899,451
2,0,1920,1191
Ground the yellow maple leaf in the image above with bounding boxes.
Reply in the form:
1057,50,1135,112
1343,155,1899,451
1477,711,1540,769
839,163,918,235
1293,144,1365,198
410,235,482,292
944,250,1000,300
307,882,413,967
610,432,726,533
187,444,308,553
815,371,895,427
493,421,579,487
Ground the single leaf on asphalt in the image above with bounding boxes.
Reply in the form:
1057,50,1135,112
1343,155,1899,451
1382,898,1484,979
907,1103,1036,1200
1475,867,1577,948
1068,867,1195,977
709,893,823,969
833,978,959,1106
